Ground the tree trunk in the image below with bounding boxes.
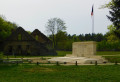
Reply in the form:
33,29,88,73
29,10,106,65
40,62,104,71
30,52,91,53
52,34,55,49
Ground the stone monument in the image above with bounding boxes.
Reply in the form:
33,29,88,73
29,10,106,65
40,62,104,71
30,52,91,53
48,41,107,64
70,41,96,57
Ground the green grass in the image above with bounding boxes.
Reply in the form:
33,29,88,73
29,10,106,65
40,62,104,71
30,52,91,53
57,51,120,56
1,51,120,82
103,56,120,63
96,51,120,55
0,64,120,82
56,51,72,56
96,51,120,63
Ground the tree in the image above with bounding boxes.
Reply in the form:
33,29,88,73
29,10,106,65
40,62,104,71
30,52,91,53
0,15,18,51
95,33,105,42
0,16,17,41
78,34,85,41
55,31,68,50
105,24,119,42
45,18,67,48
106,0,120,38
85,34,92,41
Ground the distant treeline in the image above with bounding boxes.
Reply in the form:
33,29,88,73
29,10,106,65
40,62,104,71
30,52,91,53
49,31,120,51
48,32,104,51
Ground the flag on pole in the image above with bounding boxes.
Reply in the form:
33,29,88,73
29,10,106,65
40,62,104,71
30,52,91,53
91,5,94,16
91,5,94,34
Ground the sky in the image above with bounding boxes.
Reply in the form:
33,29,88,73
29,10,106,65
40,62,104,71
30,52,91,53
0,0,111,35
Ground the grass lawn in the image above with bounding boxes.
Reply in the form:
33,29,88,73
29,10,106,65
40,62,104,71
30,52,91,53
96,51,120,55
103,56,120,63
1,51,120,82
57,51,120,56
57,51,72,56
0,64,120,82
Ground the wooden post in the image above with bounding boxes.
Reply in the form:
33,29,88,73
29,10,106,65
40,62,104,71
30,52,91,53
7,55,9,60
115,61,118,65
90,61,92,64
95,61,97,66
37,62,39,65
75,61,78,66
64,62,67,64
56,61,59,66
16,61,18,65
48,61,50,64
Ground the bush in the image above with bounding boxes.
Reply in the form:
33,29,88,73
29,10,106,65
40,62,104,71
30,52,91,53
97,41,120,51
0,52,3,59
0,52,3,63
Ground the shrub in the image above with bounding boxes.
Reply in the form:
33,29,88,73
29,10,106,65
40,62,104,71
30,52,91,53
0,52,3,59
0,52,3,63
97,41,120,51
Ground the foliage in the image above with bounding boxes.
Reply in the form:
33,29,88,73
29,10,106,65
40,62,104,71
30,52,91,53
0,65,120,82
106,25,119,42
105,0,120,38
0,16,18,41
46,18,67,48
56,51,72,56
97,41,120,51
49,33,106,50
0,52,3,59
0,52,3,62
0,15,18,51
27,31,31,34
100,1,114,9
55,31,68,50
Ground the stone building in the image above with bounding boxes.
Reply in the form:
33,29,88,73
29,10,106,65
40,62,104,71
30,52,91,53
31,29,52,44
3,27,56,56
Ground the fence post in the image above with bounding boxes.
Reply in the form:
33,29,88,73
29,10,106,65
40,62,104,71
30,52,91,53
64,62,67,64
90,61,92,64
15,55,16,58
48,61,50,64
16,61,18,65
56,61,59,66
21,58,23,63
37,62,39,65
95,61,97,66
7,55,9,60
115,61,118,65
75,61,78,66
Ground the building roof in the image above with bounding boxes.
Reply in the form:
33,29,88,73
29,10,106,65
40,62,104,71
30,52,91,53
31,29,52,43
6,27,35,41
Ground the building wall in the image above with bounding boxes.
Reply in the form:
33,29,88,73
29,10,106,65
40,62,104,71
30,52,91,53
4,41,49,56
3,27,57,56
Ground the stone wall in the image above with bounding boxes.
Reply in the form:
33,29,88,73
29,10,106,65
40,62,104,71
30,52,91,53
72,41,96,57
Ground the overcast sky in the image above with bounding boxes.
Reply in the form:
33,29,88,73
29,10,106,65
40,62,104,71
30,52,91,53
0,0,111,35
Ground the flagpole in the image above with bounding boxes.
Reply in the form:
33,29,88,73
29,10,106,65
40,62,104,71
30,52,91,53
92,5,94,34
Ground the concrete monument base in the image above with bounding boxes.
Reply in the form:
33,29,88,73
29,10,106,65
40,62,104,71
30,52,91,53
48,56,106,64
48,41,107,64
